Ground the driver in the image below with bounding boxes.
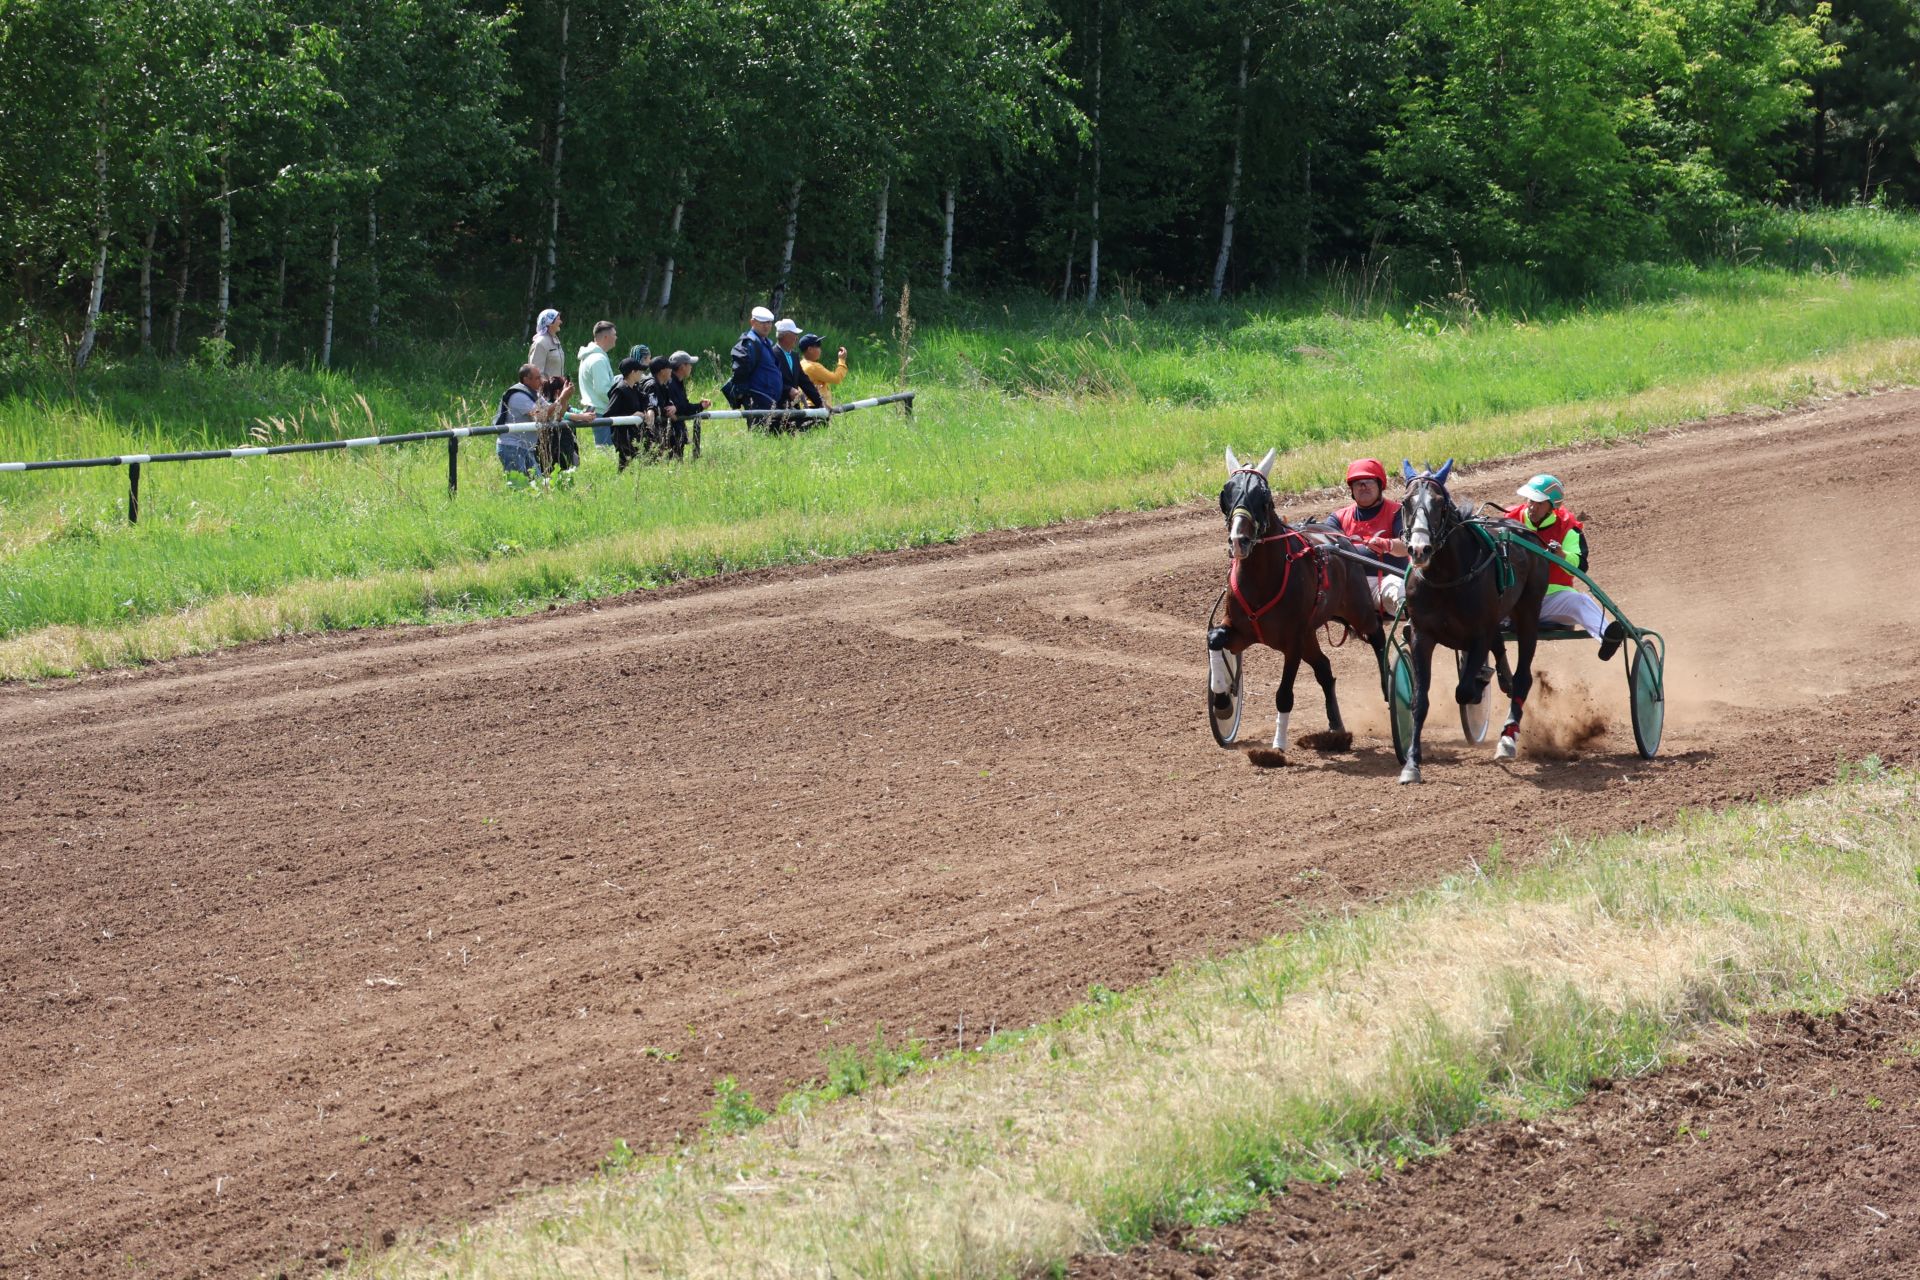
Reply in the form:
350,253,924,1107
1327,458,1408,615
1504,474,1626,660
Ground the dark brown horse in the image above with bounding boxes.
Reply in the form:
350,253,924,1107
1209,449,1390,754
1396,460,1550,784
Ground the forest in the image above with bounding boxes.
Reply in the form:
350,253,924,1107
1,0,1914,372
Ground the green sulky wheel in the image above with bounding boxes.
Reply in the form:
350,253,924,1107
1629,641,1665,759
1389,644,1416,764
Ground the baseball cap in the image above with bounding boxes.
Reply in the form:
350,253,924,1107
750,306,775,323
774,318,801,335
799,332,823,350
668,350,698,366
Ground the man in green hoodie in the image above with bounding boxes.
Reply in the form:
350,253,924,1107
577,320,619,448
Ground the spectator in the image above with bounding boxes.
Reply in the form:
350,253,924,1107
627,343,651,368
577,319,619,448
799,334,848,407
774,318,823,431
529,309,565,381
604,356,652,471
494,362,545,476
641,356,685,459
536,375,589,473
655,350,710,460
729,305,785,417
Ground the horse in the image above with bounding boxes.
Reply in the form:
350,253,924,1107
1209,448,1391,756
1395,459,1550,784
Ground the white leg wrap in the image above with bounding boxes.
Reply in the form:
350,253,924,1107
1272,711,1291,752
1209,648,1231,695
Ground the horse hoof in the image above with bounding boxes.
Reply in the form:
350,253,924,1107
1398,763,1422,785
1495,735,1517,761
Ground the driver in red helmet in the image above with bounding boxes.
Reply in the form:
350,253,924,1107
1327,458,1408,616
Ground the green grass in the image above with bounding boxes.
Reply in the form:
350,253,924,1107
3,206,1918,679
348,767,1920,1279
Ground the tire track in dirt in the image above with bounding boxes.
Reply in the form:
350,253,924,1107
3,392,1918,1277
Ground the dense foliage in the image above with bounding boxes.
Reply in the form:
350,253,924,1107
0,0,1895,371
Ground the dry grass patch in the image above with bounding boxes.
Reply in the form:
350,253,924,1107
354,769,1920,1280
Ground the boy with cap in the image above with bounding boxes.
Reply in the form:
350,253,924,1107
658,350,710,459
605,355,652,471
799,334,847,407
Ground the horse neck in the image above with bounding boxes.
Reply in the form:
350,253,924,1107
1233,530,1295,597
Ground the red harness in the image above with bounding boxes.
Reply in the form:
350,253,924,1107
1227,527,1325,649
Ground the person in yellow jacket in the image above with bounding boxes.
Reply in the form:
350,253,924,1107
798,334,847,406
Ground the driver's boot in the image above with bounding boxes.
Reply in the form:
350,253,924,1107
1597,620,1626,662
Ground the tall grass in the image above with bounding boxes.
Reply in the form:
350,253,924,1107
3,206,1918,677
352,769,1920,1280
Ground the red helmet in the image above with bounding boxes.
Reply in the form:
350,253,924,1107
1345,458,1387,487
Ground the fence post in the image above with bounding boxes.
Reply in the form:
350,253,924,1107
127,462,141,524
692,420,702,460
447,435,459,496
902,393,914,417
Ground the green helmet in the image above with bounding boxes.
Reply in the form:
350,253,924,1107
1517,473,1564,504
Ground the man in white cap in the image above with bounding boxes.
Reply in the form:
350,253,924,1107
729,306,784,416
773,317,822,414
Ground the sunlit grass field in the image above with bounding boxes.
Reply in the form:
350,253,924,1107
3,207,1918,678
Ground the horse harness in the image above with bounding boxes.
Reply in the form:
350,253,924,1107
1226,527,1328,648
1405,478,1515,593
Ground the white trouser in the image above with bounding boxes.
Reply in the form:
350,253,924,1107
1538,588,1607,644
1370,574,1405,617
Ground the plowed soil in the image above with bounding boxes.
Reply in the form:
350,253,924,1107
3,392,1919,1277
1072,985,1920,1279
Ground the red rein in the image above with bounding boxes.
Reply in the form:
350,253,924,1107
1227,527,1323,649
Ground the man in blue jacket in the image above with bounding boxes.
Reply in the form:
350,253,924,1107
729,306,786,417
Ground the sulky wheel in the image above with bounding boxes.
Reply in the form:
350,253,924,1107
1457,650,1493,745
1209,648,1245,747
1629,640,1665,759
1389,644,1416,765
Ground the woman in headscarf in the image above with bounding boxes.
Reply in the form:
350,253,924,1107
529,309,565,382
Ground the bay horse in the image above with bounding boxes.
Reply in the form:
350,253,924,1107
1209,448,1390,755
1396,459,1550,784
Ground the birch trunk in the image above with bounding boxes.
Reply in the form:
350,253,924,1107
214,157,232,344
1086,2,1103,307
74,103,110,372
321,221,340,368
941,187,955,293
659,183,685,314
367,194,380,359
773,177,802,313
1210,34,1250,302
140,221,156,354
545,4,569,295
870,174,890,316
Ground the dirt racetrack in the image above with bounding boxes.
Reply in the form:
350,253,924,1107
1072,985,1920,1280
3,392,1920,1277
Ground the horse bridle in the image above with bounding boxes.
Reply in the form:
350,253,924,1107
1223,467,1275,556
1404,474,1498,589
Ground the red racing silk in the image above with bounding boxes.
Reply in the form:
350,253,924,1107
1503,502,1583,590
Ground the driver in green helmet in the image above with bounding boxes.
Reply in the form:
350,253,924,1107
1503,474,1626,660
